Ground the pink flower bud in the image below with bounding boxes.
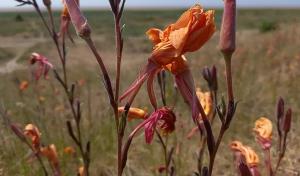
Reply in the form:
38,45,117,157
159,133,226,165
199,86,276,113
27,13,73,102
219,0,236,56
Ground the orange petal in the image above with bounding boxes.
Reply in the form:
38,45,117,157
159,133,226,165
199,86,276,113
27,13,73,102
183,10,216,53
118,107,147,120
146,28,163,45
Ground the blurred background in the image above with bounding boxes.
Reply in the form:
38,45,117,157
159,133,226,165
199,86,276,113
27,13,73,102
0,0,299,175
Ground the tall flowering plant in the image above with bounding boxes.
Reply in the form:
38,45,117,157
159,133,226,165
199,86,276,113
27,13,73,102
3,0,293,176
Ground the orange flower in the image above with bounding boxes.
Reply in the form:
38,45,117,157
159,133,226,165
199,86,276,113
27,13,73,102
121,4,215,123
230,141,259,167
147,4,215,70
19,81,29,91
253,117,272,140
196,88,213,117
40,144,61,175
63,146,76,155
253,117,272,149
24,124,41,151
118,107,147,121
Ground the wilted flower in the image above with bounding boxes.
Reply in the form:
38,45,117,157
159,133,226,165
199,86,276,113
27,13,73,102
30,53,53,80
253,117,272,150
19,81,29,91
24,124,41,151
63,146,76,156
40,144,61,176
118,106,147,121
121,5,215,121
144,107,176,143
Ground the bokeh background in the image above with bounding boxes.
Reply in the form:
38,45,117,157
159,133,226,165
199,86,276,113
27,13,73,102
0,0,299,175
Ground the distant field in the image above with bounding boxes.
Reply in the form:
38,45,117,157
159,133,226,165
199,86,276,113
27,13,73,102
0,9,300,37
0,8,300,176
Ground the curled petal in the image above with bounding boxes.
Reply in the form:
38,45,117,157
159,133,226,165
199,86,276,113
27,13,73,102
147,69,160,109
118,107,147,120
120,61,160,105
146,28,163,45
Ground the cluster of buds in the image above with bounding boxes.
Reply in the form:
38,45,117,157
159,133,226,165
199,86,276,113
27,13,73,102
276,98,292,156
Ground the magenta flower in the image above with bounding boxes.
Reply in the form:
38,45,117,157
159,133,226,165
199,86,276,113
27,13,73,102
144,107,176,144
30,53,53,80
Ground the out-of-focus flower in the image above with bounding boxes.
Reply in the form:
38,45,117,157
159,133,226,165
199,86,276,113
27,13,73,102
144,107,176,144
19,81,29,91
55,105,65,112
253,117,272,150
24,124,41,151
120,5,215,124
77,79,86,87
40,144,61,175
196,88,213,117
39,96,46,102
63,146,76,156
78,166,85,176
30,53,53,80
118,106,147,121
230,141,260,175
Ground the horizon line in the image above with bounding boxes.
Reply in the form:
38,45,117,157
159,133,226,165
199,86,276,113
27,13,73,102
1,5,300,12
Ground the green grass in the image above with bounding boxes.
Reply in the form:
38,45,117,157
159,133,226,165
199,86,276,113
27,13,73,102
0,8,300,176
0,48,14,64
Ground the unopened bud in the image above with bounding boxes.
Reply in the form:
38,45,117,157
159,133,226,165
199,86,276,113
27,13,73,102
219,0,236,56
43,0,51,7
283,108,292,133
64,0,91,39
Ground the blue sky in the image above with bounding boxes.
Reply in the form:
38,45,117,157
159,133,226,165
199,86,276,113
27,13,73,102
1,0,300,9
